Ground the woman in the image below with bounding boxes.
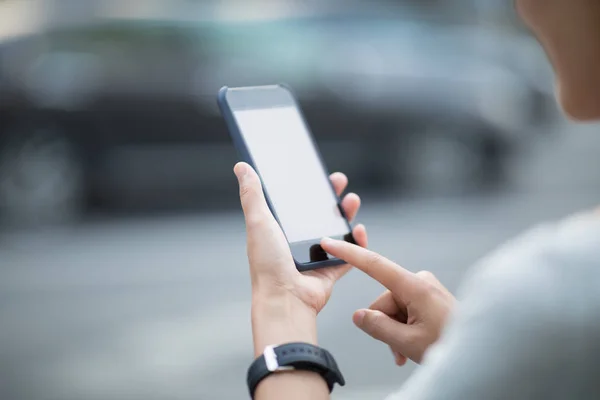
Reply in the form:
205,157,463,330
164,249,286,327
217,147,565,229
235,1,600,399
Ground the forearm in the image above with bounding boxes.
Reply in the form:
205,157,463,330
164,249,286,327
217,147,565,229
254,370,329,400
252,294,330,400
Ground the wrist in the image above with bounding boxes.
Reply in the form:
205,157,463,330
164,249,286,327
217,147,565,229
251,292,318,358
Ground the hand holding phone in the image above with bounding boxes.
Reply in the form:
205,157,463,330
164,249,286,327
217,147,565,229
232,160,367,355
218,84,359,271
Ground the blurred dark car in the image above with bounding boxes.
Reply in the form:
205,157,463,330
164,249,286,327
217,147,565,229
0,5,554,225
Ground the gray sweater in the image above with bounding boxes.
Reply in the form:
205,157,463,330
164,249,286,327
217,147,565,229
387,212,600,399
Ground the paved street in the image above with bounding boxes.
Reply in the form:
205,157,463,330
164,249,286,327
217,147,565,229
1,121,599,400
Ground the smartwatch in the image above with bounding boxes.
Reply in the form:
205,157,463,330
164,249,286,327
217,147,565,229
246,342,345,398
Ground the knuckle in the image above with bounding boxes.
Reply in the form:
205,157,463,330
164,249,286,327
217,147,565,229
416,270,436,281
239,182,255,201
414,280,436,299
366,311,385,331
239,181,268,230
364,251,383,273
416,271,439,294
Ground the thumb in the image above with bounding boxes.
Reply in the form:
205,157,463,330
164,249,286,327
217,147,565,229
234,162,276,231
353,309,416,358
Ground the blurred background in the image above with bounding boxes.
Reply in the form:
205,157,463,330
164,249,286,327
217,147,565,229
0,0,599,399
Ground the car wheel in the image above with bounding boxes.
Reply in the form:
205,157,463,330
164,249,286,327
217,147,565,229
401,127,496,195
0,125,84,227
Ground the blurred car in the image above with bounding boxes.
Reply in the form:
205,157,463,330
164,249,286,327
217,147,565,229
0,3,554,225
315,15,557,190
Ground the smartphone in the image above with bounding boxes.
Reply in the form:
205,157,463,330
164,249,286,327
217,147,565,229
218,84,355,271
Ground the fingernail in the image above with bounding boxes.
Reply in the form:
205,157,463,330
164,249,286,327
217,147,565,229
321,237,335,247
395,354,406,366
353,310,366,327
234,163,248,181
393,351,403,362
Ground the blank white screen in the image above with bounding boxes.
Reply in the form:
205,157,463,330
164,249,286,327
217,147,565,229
234,106,348,243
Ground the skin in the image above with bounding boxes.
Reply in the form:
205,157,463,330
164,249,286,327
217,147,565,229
235,162,453,400
516,0,600,120
235,164,367,399
238,1,600,399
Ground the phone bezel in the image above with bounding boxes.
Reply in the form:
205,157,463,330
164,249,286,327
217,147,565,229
217,84,355,271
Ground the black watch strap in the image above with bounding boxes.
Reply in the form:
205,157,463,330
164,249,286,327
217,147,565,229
247,343,345,398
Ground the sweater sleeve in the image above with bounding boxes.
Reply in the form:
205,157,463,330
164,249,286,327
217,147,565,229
385,220,594,400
